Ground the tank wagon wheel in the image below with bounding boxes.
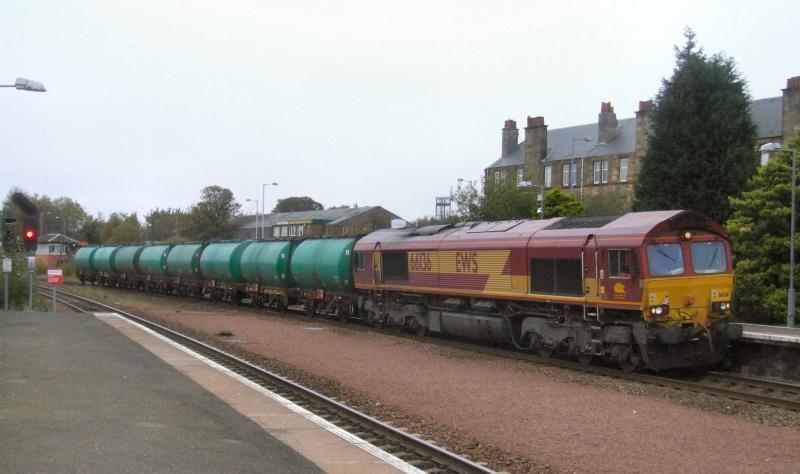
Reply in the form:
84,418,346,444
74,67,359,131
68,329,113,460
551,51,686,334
335,304,350,323
305,301,317,317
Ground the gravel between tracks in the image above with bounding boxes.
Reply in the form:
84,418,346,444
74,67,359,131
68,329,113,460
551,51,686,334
73,286,800,473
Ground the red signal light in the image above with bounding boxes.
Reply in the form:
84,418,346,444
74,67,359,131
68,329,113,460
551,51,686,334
25,230,35,239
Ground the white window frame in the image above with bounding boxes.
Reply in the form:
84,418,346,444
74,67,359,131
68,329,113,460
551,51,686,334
289,225,297,237
593,161,601,184
297,225,304,236
516,168,524,185
273,227,280,237
562,164,576,187
601,160,609,184
544,165,552,188
620,158,629,182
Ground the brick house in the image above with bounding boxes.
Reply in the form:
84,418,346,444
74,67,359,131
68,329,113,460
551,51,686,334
233,206,401,240
485,75,800,214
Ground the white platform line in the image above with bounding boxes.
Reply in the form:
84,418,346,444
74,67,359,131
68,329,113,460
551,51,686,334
97,312,425,474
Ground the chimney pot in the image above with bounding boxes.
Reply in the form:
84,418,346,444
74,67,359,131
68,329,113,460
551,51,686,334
638,100,652,113
504,119,517,129
788,76,800,90
527,116,545,128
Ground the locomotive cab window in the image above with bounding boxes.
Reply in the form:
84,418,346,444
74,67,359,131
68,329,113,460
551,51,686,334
382,251,408,281
355,252,366,271
609,249,636,278
691,241,727,274
646,243,684,276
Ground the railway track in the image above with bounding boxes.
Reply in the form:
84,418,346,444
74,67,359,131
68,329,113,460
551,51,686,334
38,285,495,474
54,282,800,413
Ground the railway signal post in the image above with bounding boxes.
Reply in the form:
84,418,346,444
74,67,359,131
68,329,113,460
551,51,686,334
27,256,35,311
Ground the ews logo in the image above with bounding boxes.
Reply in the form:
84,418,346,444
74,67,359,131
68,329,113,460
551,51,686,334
455,251,478,273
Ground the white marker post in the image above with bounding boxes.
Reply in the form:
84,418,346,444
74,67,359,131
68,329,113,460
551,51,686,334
47,269,63,312
2,258,11,311
27,257,35,311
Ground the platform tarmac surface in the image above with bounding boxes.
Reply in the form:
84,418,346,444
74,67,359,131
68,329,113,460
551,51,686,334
0,311,323,473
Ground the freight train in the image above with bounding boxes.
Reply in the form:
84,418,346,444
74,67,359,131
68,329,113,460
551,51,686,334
75,210,741,371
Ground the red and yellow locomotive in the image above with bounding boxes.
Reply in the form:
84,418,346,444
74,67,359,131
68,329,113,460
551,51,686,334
353,210,740,371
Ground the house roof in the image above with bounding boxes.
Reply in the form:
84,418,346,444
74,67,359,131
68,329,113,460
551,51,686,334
38,233,79,245
488,95,784,170
750,96,783,138
235,206,400,230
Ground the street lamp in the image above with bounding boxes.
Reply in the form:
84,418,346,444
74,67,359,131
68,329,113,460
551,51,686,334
0,77,46,92
245,199,259,239
580,142,608,198
760,142,797,327
261,182,278,239
570,137,592,188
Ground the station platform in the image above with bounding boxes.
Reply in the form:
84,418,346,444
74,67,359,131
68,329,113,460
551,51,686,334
0,311,414,473
735,322,800,346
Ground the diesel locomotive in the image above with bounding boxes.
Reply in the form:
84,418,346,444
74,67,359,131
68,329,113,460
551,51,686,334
75,210,741,371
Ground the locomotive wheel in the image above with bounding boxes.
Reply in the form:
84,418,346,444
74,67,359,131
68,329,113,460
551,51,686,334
335,304,350,323
527,333,554,358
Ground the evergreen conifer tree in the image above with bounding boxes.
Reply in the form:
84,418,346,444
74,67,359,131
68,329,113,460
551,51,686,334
634,29,757,222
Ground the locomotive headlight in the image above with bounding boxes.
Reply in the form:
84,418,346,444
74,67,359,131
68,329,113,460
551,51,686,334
649,305,670,317
712,301,732,314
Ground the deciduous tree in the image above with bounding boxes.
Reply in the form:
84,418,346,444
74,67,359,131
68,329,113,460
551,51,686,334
273,196,323,213
183,185,241,240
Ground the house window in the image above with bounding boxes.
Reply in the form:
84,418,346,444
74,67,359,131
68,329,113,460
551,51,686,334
562,163,575,187
544,166,552,188
280,226,288,237
620,158,629,182
517,168,524,185
297,225,304,236
289,225,297,236
494,170,506,183
49,244,56,254
273,227,280,237
594,160,609,184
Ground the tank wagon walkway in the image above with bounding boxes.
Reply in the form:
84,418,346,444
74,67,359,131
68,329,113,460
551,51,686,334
0,311,406,473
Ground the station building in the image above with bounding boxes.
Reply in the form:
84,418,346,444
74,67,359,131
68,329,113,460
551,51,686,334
485,74,800,214
35,233,80,267
233,206,401,240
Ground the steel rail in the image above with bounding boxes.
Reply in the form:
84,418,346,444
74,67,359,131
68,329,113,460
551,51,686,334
41,285,495,474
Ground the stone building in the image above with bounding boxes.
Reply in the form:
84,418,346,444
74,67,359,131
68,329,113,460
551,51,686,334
485,75,800,214
233,206,401,240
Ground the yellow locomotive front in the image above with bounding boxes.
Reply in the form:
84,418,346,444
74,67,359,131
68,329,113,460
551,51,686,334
636,230,740,369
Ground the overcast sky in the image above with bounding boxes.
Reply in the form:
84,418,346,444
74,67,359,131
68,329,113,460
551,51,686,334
1,1,798,222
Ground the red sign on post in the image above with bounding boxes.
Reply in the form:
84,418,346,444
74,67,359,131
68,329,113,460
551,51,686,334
47,269,64,285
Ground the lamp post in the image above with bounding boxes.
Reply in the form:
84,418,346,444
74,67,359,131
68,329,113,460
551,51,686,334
760,142,797,327
519,182,545,219
245,199,259,239
0,77,46,92
261,182,278,239
579,142,608,199
570,137,591,188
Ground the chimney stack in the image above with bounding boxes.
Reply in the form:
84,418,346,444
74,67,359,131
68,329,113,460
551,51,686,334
598,101,618,143
501,119,518,157
523,116,548,182
635,100,653,157
783,76,800,142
